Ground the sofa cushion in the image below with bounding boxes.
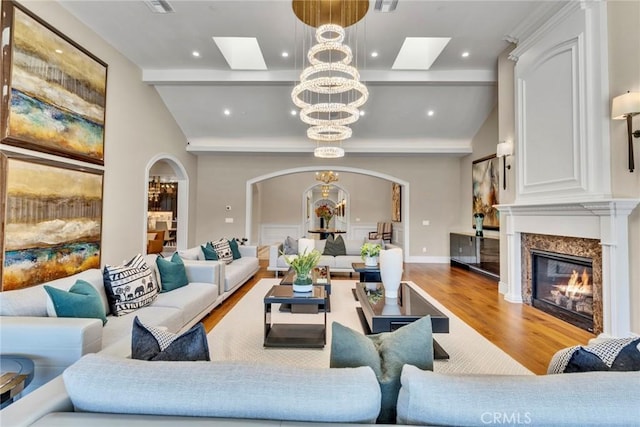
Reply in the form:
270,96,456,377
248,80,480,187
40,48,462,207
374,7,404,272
63,353,381,423
211,238,233,264
396,366,640,427
200,242,219,261
228,239,242,260
131,317,210,361
44,280,107,325
283,236,298,255
156,253,189,293
344,238,365,255
330,316,433,423
101,306,184,350
153,282,218,325
177,246,202,261
0,269,107,317
223,257,259,292
548,337,640,374
103,254,158,317
334,255,364,270
323,235,347,256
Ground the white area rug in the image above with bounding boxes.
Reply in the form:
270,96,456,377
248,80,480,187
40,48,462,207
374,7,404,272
208,279,533,375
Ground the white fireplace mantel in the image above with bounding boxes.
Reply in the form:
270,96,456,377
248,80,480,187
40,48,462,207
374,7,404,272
496,199,640,339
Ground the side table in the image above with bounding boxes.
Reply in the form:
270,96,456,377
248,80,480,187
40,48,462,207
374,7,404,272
1,355,34,409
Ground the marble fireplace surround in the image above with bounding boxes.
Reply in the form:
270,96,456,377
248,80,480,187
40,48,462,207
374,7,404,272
497,200,639,339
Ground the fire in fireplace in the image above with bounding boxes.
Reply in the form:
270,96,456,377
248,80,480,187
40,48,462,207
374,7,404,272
531,250,593,332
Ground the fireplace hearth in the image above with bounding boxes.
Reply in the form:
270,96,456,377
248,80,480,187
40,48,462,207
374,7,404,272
531,250,593,332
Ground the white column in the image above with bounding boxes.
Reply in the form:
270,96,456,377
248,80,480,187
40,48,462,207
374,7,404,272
503,210,523,303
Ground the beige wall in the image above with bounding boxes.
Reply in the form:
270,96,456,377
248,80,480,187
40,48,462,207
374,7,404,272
607,1,640,333
5,1,198,265
195,153,469,258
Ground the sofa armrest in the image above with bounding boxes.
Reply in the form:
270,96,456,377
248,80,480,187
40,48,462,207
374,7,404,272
0,376,73,427
0,316,103,394
182,261,220,284
239,244,257,258
268,243,284,268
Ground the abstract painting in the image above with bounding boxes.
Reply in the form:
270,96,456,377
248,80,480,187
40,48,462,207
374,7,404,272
0,154,103,291
391,182,401,222
1,1,108,164
472,155,500,229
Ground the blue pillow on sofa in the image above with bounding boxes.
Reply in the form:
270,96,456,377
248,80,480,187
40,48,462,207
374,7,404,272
548,337,640,373
44,280,107,325
228,238,242,260
156,253,189,292
201,242,219,261
131,316,210,361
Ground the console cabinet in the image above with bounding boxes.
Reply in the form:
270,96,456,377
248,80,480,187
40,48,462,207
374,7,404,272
449,232,499,280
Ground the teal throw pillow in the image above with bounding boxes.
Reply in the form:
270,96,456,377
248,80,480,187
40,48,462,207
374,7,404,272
44,280,107,325
156,253,189,292
201,242,219,261
322,235,346,256
330,316,433,423
228,238,242,260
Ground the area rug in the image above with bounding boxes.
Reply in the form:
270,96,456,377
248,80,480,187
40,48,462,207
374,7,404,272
207,279,533,375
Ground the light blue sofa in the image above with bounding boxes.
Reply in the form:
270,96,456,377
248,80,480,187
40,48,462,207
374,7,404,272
2,354,638,427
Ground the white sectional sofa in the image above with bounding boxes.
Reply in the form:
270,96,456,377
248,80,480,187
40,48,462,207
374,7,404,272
2,353,638,427
0,254,220,395
268,238,398,276
178,244,260,301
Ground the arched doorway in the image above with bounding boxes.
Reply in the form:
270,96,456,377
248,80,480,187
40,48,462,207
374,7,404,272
144,154,189,252
245,166,409,258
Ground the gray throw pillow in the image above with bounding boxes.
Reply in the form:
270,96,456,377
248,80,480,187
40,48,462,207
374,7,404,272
323,235,346,256
131,316,210,361
548,337,640,374
283,236,298,255
330,316,433,423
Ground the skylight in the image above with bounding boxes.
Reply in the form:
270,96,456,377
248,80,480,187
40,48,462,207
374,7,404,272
212,37,267,70
392,37,451,70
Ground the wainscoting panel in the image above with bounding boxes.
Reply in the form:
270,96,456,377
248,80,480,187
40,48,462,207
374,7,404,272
259,224,301,246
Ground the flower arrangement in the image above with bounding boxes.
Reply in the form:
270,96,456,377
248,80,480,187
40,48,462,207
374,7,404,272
315,203,334,223
361,242,382,259
282,248,322,285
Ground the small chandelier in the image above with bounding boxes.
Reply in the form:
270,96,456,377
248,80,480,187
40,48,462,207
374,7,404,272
321,185,331,198
315,170,339,184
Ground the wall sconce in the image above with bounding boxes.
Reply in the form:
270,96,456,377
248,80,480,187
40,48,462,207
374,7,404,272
496,140,514,190
611,91,640,172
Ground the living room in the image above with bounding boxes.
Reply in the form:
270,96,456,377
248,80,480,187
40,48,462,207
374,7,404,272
0,0,638,425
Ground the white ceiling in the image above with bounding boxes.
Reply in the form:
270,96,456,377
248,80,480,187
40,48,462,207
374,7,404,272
59,0,566,155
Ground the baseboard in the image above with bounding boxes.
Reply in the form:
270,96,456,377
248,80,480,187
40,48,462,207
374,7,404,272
405,256,450,263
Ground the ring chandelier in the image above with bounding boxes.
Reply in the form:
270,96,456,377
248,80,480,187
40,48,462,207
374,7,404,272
291,23,368,145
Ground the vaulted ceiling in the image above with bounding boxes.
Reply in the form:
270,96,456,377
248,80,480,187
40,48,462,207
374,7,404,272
60,0,566,155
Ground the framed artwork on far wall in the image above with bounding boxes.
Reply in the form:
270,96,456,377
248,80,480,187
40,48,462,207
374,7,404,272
472,155,500,230
391,182,401,222
0,153,104,291
0,1,108,165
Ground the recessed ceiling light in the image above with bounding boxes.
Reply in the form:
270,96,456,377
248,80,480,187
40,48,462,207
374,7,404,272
282,51,289,58
55,49,63,54
371,51,378,58
192,51,200,57
223,109,231,116
359,110,366,116
461,51,470,58
427,110,435,117
290,110,297,116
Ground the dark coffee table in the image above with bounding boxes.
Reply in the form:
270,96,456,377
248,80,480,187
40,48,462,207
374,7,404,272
354,282,450,359
352,262,381,282
264,285,327,348
279,266,331,312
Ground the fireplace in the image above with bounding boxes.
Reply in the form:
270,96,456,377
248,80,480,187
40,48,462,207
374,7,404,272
531,250,593,332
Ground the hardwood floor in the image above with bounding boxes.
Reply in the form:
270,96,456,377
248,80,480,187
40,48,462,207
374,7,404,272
201,260,595,375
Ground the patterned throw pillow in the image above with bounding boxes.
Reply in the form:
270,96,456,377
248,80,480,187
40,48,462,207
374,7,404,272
103,254,158,316
211,238,233,264
548,337,640,373
131,316,210,361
